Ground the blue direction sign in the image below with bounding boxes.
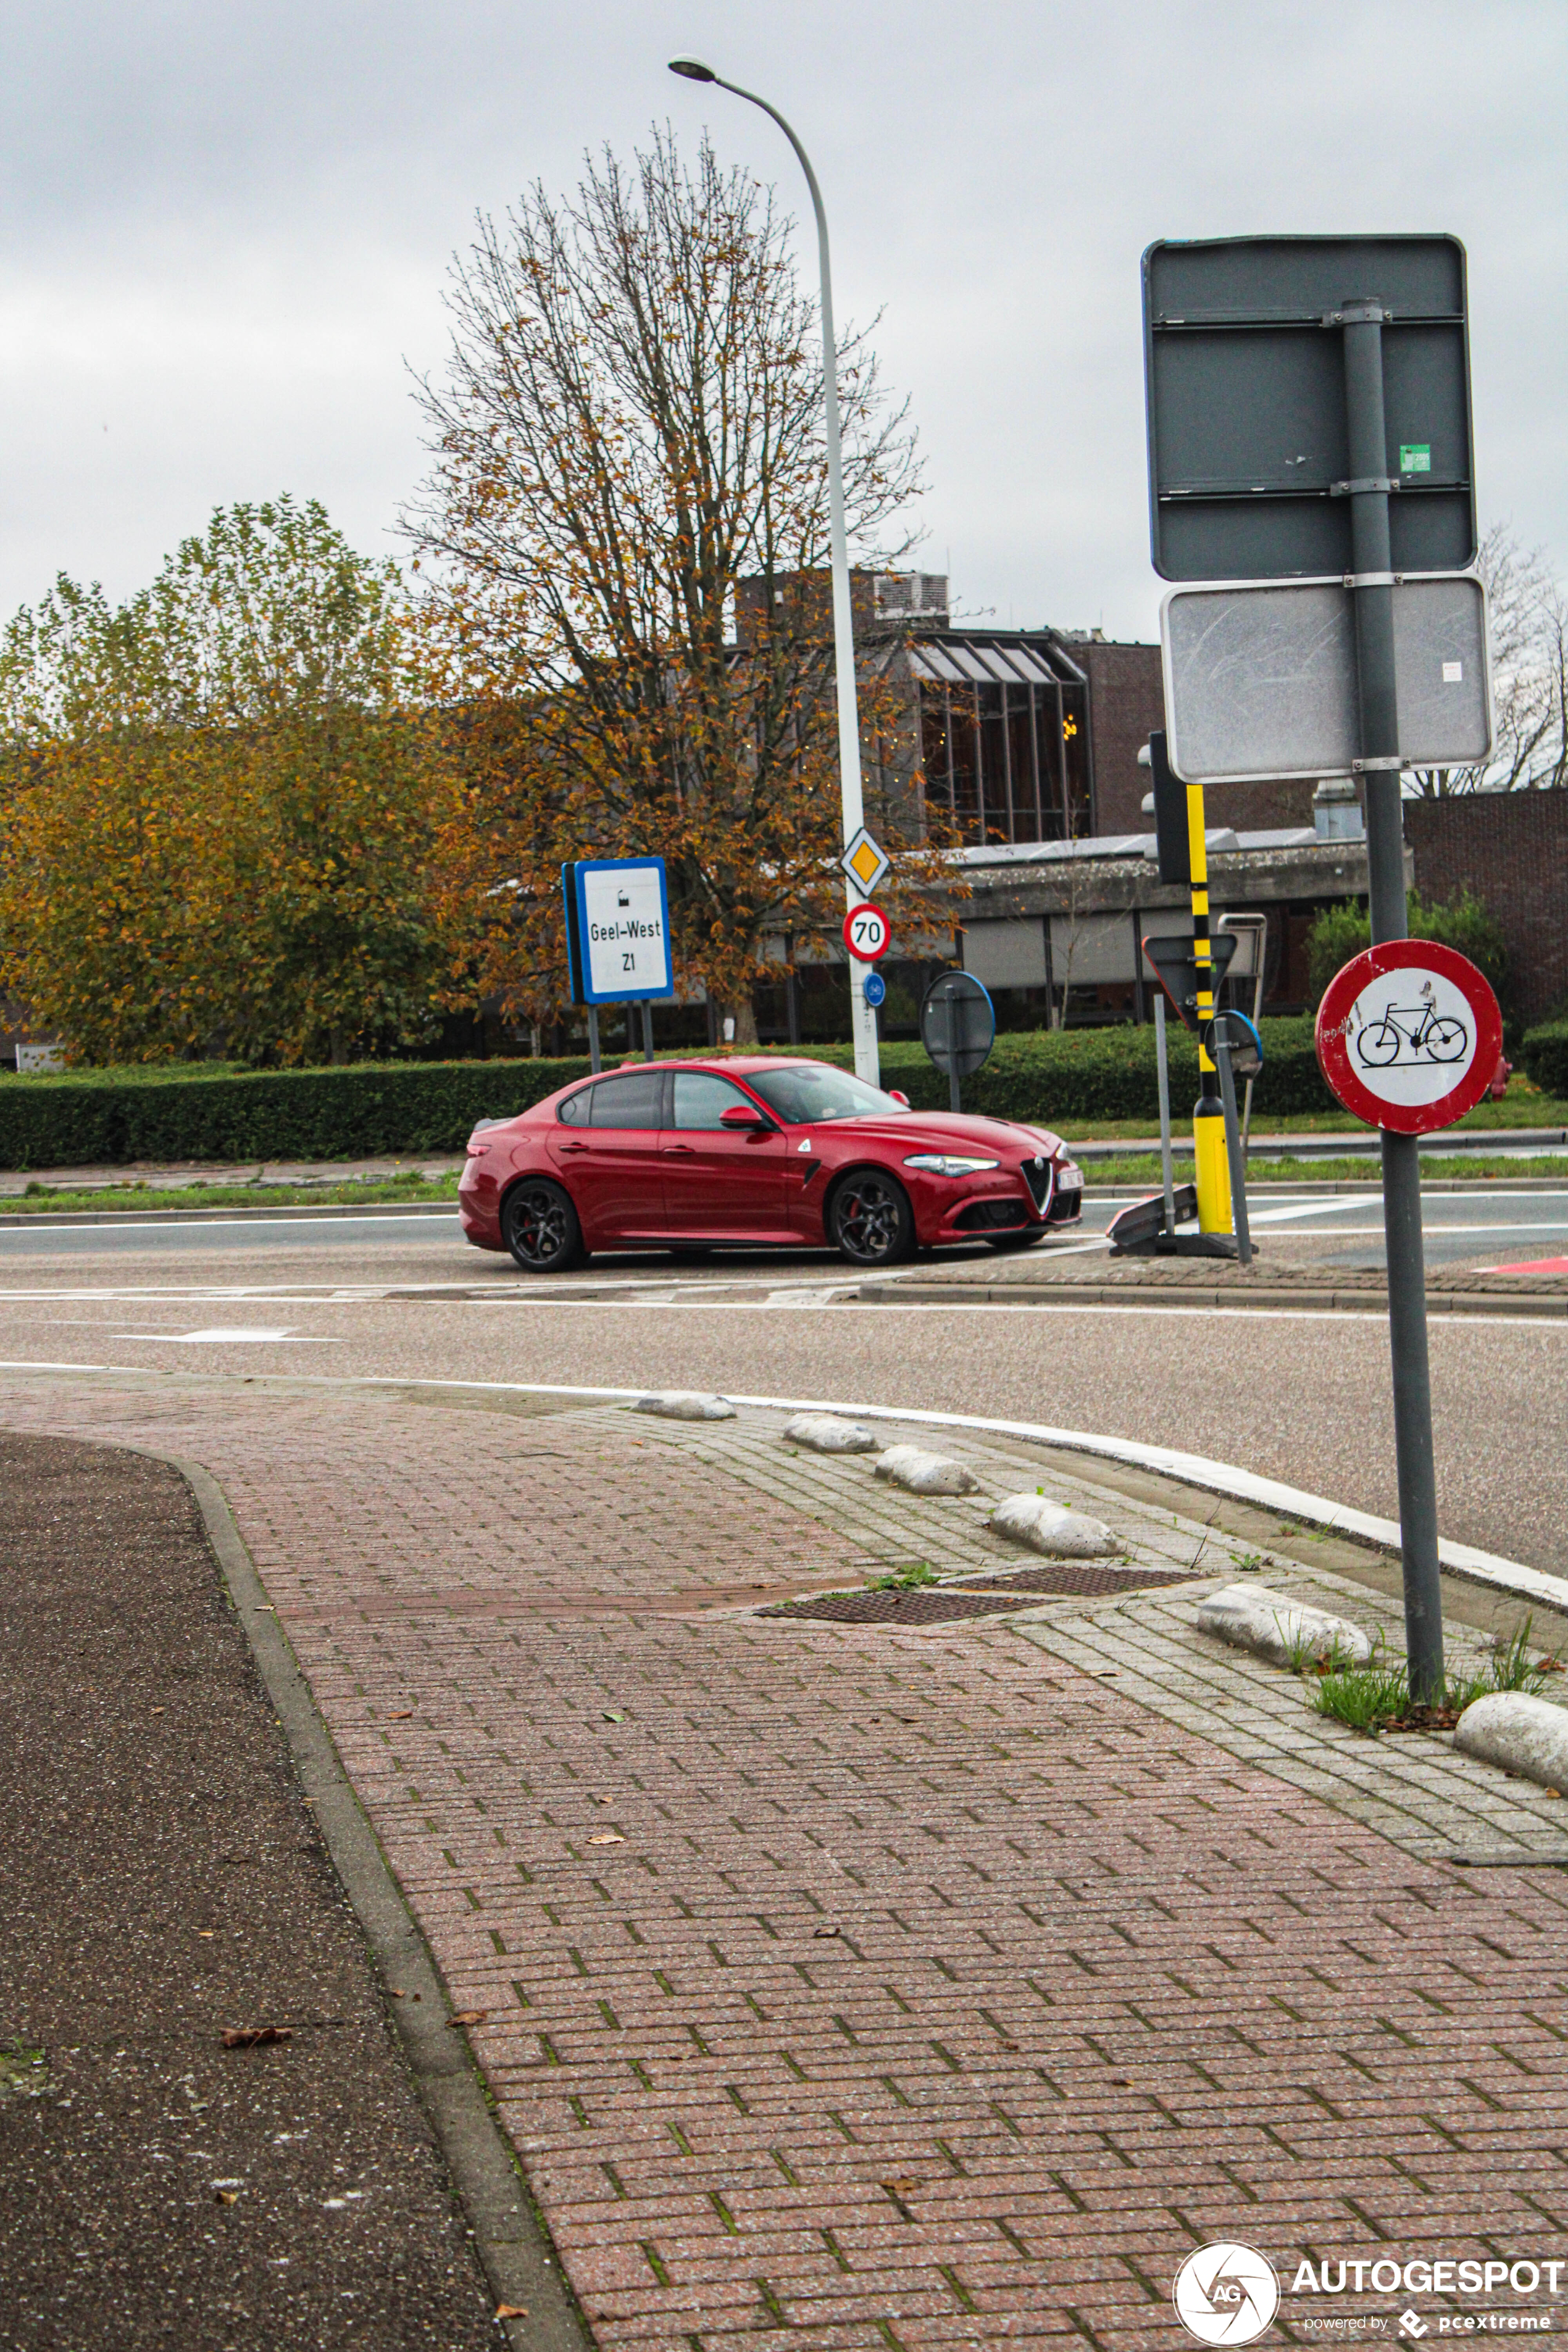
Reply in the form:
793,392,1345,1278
563,858,673,1006
862,969,887,1009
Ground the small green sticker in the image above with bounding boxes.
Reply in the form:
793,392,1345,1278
1399,444,1432,474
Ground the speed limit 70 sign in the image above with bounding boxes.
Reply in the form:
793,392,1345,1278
843,903,892,962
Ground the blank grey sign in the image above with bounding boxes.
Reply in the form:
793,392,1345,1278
1162,572,1491,782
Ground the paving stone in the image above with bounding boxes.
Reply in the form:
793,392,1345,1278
2,1370,1567,2351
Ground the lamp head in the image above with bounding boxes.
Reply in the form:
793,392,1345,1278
667,57,717,81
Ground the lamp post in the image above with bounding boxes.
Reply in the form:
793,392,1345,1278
668,58,879,1086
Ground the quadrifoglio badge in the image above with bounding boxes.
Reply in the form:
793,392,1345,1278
1174,2244,1563,2345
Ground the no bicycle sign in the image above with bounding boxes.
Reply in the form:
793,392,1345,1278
1315,940,1502,1135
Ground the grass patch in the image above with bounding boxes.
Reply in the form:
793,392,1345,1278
4,1170,461,1216
1086,1151,1568,1188
1315,1615,1565,1733
870,1562,939,1591
1050,1082,1566,1143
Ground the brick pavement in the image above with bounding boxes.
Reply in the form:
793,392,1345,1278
4,1370,1568,2350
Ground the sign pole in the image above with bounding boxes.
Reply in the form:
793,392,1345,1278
1153,994,1177,1238
1343,299,1445,1703
1213,1035,1253,1269
641,1000,654,1063
586,1004,601,1075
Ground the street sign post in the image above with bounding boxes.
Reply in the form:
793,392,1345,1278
843,903,891,962
1161,572,1493,783
1316,941,1503,1135
1143,232,1481,1703
920,971,995,1116
563,856,674,1074
1145,728,1236,1244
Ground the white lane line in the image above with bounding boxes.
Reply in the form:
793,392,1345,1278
111,1328,341,1345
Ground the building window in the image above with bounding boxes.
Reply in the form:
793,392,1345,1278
910,637,1088,846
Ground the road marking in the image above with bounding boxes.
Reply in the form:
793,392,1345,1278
110,1327,340,1345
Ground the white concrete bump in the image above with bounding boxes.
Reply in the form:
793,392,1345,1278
872,1445,979,1496
990,1491,1120,1559
632,1391,736,1422
781,1413,881,1455
1454,1692,1568,1791
1196,1583,1374,1669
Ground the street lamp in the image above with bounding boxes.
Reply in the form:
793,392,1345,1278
668,57,880,1085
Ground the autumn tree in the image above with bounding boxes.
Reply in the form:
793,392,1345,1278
407,129,942,1041
0,498,453,1065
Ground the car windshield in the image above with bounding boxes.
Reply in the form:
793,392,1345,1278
744,1064,911,1125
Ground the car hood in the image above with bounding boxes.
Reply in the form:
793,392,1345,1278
819,1112,1066,1157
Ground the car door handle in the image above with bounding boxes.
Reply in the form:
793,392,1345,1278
662,1143,696,1155
557,1141,590,1154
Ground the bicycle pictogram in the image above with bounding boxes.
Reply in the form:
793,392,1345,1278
1353,979,1469,1070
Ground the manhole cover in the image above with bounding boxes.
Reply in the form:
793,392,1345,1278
761,1562,1201,1625
762,1587,1022,1625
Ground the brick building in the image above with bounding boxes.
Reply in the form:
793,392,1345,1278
1405,788,1568,1027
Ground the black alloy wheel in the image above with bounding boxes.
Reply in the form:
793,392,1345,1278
828,1170,915,1267
502,1178,586,1274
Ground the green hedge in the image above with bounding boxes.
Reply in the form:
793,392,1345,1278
1521,1022,1568,1099
0,1019,1334,1168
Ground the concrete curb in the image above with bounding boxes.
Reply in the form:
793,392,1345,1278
859,1277,1568,1319
160,1451,594,2352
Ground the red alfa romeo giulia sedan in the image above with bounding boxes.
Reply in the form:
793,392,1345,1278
458,1056,1083,1272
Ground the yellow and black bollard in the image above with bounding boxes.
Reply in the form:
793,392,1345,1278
1185,774,1232,1237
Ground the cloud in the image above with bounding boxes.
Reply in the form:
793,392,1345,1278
2,0,1564,634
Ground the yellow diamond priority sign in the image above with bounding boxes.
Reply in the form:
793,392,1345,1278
840,826,890,896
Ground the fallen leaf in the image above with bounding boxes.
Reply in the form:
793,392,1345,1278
812,1925,841,1940
196,1930,215,1940
214,2188,239,2205
387,1709,414,1720
388,1989,406,1999
603,1710,627,1722
1548,1787,1562,1799
586,1832,625,1846
151,1706,165,1716
496,2307,529,2322
448,2009,490,2029
221,2025,291,2050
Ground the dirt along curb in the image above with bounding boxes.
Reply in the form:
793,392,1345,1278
0,1431,537,2352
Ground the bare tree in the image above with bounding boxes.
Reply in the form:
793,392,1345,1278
1407,522,1567,795
406,129,940,1039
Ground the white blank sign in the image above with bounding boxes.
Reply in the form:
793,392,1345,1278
1162,570,1493,783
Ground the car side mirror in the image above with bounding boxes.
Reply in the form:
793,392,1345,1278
720,1103,769,1128
888,1090,911,1107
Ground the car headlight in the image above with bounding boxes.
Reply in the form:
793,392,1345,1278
903,1153,1000,1177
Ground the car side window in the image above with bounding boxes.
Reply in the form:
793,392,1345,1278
670,1073,760,1131
557,1086,591,1127
588,1070,665,1128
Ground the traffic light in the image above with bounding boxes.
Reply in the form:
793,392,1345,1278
1145,728,1190,888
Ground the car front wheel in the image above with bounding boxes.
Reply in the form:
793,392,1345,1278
502,1178,586,1274
828,1170,915,1267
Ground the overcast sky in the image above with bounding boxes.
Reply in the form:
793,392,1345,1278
3,0,1564,641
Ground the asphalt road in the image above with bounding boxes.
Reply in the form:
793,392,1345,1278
0,1207,1562,1578
2,1184,1566,1269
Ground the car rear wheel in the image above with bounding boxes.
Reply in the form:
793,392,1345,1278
502,1178,586,1274
828,1169,915,1267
